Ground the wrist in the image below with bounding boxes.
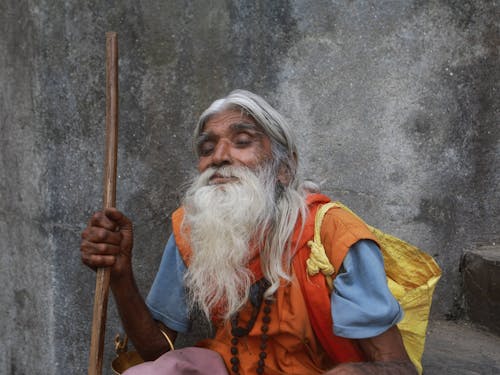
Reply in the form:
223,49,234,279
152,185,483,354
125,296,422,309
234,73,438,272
325,360,417,375
109,267,135,293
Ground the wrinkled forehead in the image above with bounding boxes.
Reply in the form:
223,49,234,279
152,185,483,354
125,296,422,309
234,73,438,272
199,108,264,134
198,105,262,133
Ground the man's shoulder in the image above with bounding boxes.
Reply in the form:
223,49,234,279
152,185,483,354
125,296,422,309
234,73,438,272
318,202,378,255
322,204,369,232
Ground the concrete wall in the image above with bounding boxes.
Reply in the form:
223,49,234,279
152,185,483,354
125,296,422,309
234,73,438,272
1,1,498,374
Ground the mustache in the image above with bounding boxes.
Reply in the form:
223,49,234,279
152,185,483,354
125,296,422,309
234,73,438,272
198,166,249,185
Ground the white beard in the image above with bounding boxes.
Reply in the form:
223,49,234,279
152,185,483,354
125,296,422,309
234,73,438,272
181,164,278,321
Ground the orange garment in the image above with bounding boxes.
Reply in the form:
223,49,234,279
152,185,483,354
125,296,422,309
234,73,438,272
171,193,378,374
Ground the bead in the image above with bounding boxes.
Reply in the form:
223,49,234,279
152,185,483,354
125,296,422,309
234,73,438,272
230,357,239,365
231,327,247,337
229,281,274,375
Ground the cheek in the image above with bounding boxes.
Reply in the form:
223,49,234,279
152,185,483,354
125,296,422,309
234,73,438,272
255,142,273,165
197,158,209,172
237,148,267,167
259,138,273,160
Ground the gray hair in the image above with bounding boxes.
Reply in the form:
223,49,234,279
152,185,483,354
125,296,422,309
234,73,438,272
191,90,315,296
194,89,300,188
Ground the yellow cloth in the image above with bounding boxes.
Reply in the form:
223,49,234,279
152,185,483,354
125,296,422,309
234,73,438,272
306,202,441,374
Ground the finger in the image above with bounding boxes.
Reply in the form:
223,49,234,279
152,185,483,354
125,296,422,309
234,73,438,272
104,208,133,231
81,252,117,268
81,240,121,256
88,211,119,231
81,226,122,245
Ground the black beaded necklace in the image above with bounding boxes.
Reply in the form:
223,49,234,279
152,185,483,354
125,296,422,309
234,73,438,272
230,278,272,374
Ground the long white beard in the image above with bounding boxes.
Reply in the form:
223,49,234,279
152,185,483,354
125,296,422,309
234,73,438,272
182,164,278,320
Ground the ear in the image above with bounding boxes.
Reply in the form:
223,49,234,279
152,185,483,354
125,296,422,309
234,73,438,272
277,165,290,186
277,154,297,186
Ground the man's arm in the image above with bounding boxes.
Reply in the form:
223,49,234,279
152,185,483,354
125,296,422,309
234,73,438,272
324,326,417,375
322,240,417,374
81,208,176,360
110,271,177,360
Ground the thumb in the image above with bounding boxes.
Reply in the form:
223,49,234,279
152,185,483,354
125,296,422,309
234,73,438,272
104,208,133,231
104,208,134,253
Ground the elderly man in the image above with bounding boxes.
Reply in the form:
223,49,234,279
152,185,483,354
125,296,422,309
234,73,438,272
81,90,416,374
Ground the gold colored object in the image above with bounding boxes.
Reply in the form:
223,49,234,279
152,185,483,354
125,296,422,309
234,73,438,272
111,334,144,375
159,329,175,351
110,329,175,374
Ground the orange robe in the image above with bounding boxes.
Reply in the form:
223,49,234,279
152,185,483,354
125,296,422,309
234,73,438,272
172,194,378,374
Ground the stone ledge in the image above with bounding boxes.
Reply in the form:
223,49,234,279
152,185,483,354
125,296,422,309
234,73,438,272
422,319,500,374
462,245,500,336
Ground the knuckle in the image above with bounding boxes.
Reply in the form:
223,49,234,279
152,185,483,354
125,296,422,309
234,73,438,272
94,227,108,241
80,241,90,253
81,228,88,239
87,254,100,266
90,211,104,225
81,251,92,265
95,242,107,253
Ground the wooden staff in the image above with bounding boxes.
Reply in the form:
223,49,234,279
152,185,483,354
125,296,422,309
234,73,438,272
88,31,119,375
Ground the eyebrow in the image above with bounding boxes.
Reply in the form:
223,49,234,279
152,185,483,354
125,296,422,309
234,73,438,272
229,122,262,133
196,122,263,145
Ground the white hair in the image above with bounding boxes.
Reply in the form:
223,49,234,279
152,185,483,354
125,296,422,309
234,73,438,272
185,90,315,319
183,164,277,319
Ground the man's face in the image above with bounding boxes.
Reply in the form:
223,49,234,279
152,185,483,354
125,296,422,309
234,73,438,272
196,109,273,185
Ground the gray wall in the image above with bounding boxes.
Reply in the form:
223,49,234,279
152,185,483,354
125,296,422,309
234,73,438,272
1,1,498,374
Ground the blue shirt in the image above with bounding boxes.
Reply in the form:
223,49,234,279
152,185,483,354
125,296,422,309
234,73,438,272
146,235,402,338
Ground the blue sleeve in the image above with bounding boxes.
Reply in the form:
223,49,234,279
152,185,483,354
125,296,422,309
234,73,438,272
146,234,191,333
331,239,403,339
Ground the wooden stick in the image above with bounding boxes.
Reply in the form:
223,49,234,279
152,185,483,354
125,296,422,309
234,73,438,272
88,31,119,375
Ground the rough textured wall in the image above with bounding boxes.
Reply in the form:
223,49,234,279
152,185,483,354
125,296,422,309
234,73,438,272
278,0,500,319
0,1,55,374
0,1,498,374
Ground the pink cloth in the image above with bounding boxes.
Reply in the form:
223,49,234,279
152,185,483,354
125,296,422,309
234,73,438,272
122,347,228,375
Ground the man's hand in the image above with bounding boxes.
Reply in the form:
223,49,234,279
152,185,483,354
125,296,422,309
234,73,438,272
324,326,418,374
80,208,134,280
324,360,417,375
81,209,177,360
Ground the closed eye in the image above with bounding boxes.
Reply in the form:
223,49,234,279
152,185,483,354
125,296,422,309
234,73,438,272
198,140,215,156
233,133,254,147
196,133,216,156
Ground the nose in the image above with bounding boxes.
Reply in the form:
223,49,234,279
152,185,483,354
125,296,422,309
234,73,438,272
210,139,232,167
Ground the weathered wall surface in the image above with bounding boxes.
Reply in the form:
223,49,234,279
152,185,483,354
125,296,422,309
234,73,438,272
1,1,498,374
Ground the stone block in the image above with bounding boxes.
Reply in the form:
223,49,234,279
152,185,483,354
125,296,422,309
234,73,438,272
462,245,500,335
